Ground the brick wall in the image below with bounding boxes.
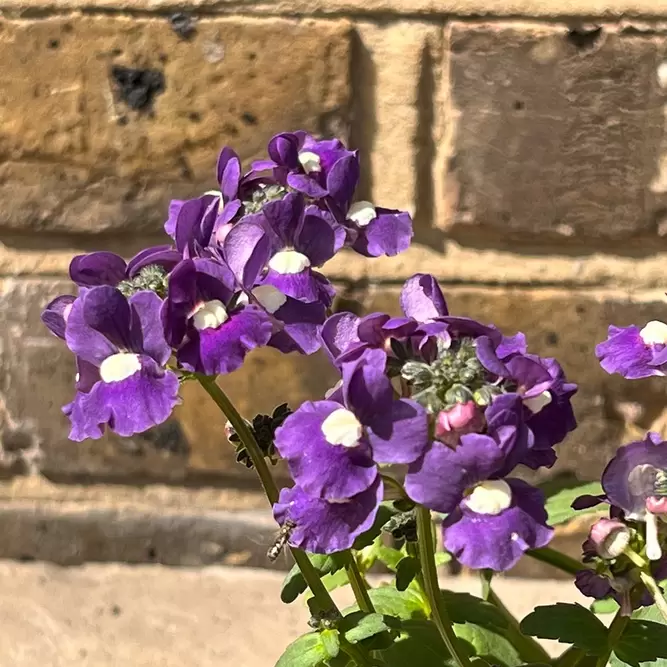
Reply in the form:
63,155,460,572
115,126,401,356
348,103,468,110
3,0,667,498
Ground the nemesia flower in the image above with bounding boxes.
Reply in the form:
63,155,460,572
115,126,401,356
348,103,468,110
274,348,429,502
596,322,667,379
588,518,632,559
41,294,76,339
162,258,273,375
63,286,179,440
273,478,383,554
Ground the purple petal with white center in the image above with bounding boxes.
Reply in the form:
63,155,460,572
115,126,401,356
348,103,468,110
223,220,272,289
596,325,658,379
42,294,75,339
505,355,553,396
261,267,333,304
321,312,362,362
295,207,346,266
273,478,383,555
326,153,359,213
405,434,506,514
287,173,328,199
342,348,393,429
177,304,272,376
69,252,127,287
400,274,449,322
601,432,667,518
263,192,305,247
64,355,179,441
352,209,413,258
368,398,429,464
274,400,378,500
443,479,553,571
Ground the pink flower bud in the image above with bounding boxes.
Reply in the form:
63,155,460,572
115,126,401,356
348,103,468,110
589,518,631,559
436,401,478,435
646,496,667,515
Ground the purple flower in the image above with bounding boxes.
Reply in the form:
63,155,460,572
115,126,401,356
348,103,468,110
596,322,667,379
346,201,413,258
442,479,553,571
273,477,383,554
41,295,76,339
63,286,179,441
226,193,344,306
162,258,273,375
274,348,429,501
600,432,667,560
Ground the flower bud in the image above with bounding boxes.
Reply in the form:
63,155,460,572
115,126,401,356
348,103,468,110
589,518,631,559
646,496,667,515
435,402,483,446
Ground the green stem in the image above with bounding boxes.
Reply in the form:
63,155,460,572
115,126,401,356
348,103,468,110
416,506,472,667
479,574,551,664
342,551,375,614
595,611,629,667
556,647,588,667
197,375,339,616
406,541,427,599
526,547,584,577
639,571,667,623
339,637,380,667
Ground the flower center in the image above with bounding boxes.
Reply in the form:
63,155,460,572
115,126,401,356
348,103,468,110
99,353,141,383
347,201,377,228
523,390,552,414
645,511,663,561
298,151,321,174
252,284,287,314
242,184,289,215
321,408,363,448
627,464,661,518
191,300,229,331
268,250,311,275
466,480,513,516
640,320,667,345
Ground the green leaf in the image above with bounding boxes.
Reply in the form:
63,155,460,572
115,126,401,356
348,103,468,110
612,605,667,667
440,591,508,630
275,633,331,667
544,482,603,525
376,544,405,572
520,603,608,655
381,619,454,667
344,586,428,620
454,622,523,667
435,551,452,566
352,502,398,550
590,597,620,615
281,553,345,604
339,612,395,644
396,556,421,591
320,630,340,659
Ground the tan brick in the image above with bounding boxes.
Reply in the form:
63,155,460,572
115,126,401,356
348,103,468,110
0,16,350,234
444,22,666,241
364,284,667,481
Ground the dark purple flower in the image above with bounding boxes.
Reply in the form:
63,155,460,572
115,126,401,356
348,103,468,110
69,251,128,287
442,479,553,571
63,286,179,441
41,294,76,339
162,258,273,375
596,323,667,379
273,477,383,554
225,192,344,305
346,201,413,258
274,348,429,501
601,432,667,560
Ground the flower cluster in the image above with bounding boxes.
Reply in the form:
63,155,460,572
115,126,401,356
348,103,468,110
273,274,577,570
41,132,413,442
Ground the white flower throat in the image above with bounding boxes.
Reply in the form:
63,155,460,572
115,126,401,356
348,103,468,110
269,250,311,275
466,480,513,516
191,300,229,331
347,201,377,228
99,353,141,383
640,320,667,345
321,408,363,448
298,151,321,174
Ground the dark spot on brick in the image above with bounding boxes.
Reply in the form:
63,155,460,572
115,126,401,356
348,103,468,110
248,52,257,61
159,53,168,64
566,25,603,51
545,331,559,346
500,211,511,223
110,66,165,112
19,554,35,562
117,116,129,126
575,304,586,315
169,12,197,40
188,111,201,122
47,39,60,49
147,546,157,561
110,48,123,57
513,100,524,110
138,420,189,455
224,123,239,137
62,23,73,33
111,604,122,616
2,427,36,452
241,112,258,126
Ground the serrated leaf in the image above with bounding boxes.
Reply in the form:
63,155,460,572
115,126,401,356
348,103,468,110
611,606,667,667
320,630,340,659
339,611,395,644
352,502,398,550
520,603,608,655
454,623,523,667
276,633,330,667
544,482,603,525
281,553,345,604
590,597,619,615
440,591,508,630
344,586,428,621
396,556,421,591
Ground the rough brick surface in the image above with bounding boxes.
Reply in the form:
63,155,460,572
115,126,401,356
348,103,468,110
0,16,350,234
445,22,667,242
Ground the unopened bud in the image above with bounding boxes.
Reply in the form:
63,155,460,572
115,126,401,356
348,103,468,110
436,401,478,434
589,518,631,559
646,496,667,515
224,420,236,441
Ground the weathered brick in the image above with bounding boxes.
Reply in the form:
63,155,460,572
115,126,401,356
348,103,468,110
365,285,667,481
0,16,350,234
445,23,667,241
